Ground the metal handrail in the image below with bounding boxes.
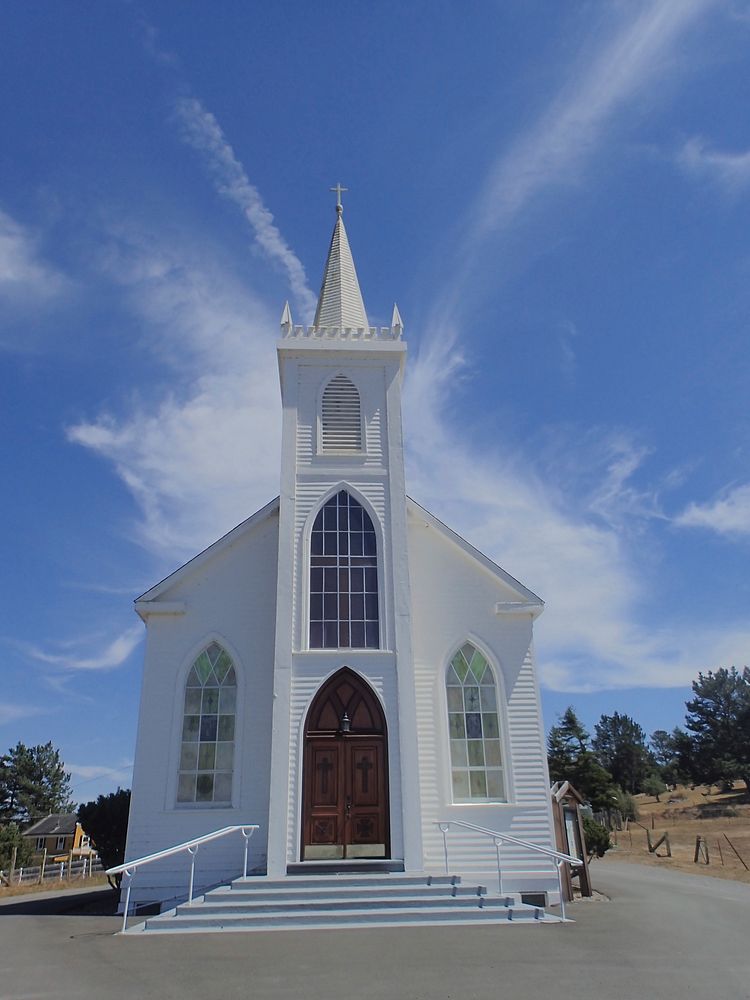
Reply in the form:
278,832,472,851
436,819,579,921
108,824,259,933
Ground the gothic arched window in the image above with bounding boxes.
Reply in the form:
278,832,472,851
309,490,379,649
321,374,362,452
446,643,505,802
177,642,236,804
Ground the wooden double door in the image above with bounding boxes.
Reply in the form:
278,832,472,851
302,669,389,860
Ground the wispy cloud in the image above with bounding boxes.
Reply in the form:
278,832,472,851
433,0,716,324
676,482,750,537
678,136,750,192
23,624,143,671
405,348,750,692
69,761,133,794
174,97,317,322
402,0,726,690
0,206,67,302
0,703,47,726
68,227,282,559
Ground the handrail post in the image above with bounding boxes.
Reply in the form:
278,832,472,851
438,823,450,874
241,827,253,879
121,869,133,934
187,846,198,905
556,860,566,922
493,838,504,898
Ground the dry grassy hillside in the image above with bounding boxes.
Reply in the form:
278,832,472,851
599,783,750,884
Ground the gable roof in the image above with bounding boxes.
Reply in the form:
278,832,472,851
23,813,78,837
134,493,542,615
135,497,280,608
406,496,544,608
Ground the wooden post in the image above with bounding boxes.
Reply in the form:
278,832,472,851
724,834,750,871
650,832,671,857
693,836,709,864
9,845,17,884
67,849,73,881
39,848,47,884
716,839,724,865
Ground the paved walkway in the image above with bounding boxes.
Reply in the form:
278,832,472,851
0,862,748,999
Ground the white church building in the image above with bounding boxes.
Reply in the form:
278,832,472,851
122,197,561,916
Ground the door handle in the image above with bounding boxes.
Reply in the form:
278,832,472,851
345,795,352,817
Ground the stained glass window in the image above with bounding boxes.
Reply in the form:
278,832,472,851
177,642,236,804
309,490,379,649
446,643,505,802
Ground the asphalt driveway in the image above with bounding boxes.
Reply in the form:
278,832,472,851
0,862,747,1000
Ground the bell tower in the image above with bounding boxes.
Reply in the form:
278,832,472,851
265,193,422,874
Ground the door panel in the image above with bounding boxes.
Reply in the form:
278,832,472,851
311,746,339,807
302,668,389,861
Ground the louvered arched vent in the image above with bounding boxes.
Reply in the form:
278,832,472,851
321,374,362,452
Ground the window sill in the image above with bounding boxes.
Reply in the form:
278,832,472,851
173,802,236,810
446,800,514,808
299,648,393,655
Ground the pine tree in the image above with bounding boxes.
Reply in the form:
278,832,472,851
592,712,654,794
683,667,750,791
547,707,616,812
0,742,74,826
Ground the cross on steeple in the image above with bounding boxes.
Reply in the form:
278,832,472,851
330,182,348,214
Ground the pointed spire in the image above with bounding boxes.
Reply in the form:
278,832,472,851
313,192,369,330
390,303,403,336
280,300,293,333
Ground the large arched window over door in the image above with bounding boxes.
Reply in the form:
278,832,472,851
446,643,505,802
177,642,236,805
309,490,379,649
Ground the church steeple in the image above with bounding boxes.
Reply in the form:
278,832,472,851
312,186,369,331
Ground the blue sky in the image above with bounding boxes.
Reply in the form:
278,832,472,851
2,1,749,804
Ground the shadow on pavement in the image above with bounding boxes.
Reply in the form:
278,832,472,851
0,886,119,917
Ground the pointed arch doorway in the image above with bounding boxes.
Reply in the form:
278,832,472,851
302,668,390,860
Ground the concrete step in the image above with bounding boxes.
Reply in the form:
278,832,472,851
127,871,555,934
206,884,487,905
229,873,460,891
287,860,405,875
144,902,548,933
177,894,512,916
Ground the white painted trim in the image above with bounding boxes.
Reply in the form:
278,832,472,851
134,601,186,620
495,601,543,619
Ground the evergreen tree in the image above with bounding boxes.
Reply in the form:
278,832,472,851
0,742,74,826
683,667,750,791
592,712,654,794
650,728,690,787
0,822,34,870
78,789,130,889
547,707,616,812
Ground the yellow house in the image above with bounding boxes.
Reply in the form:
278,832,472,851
23,813,92,861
